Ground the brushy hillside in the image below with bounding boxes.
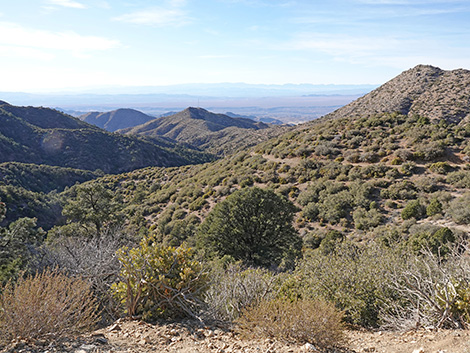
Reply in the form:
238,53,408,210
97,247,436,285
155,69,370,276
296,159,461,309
0,162,100,193
322,65,470,123
121,107,289,156
0,102,213,174
80,108,155,132
4,65,470,342
84,65,470,248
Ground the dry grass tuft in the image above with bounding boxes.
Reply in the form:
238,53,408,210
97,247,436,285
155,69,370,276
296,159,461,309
0,269,99,343
236,298,347,349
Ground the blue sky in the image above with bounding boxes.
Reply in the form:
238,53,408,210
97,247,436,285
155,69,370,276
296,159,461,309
0,0,469,92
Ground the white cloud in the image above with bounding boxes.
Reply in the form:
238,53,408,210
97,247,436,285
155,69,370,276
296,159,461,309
0,45,54,60
114,7,188,26
45,0,86,9
286,32,470,70
199,54,233,59
0,22,120,54
289,33,397,58
114,0,190,27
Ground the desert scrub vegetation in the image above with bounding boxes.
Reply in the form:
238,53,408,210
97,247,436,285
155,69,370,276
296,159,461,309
236,298,346,349
0,269,99,343
203,264,280,323
111,236,208,320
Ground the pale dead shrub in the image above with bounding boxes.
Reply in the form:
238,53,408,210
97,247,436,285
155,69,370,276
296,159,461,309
236,299,347,349
203,264,279,323
0,269,99,343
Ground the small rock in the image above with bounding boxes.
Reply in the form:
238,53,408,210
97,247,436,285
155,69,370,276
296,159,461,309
138,339,147,345
79,344,97,351
95,336,108,345
108,323,121,332
302,342,318,351
412,348,424,353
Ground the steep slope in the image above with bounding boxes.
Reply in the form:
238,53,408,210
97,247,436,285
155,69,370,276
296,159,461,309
75,65,470,250
121,107,289,155
322,65,470,123
80,108,154,132
0,102,212,174
0,162,100,193
0,162,102,228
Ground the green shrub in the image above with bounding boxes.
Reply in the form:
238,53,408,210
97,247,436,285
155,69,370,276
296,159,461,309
318,230,344,255
111,238,207,320
400,161,416,176
415,141,446,161
447,170,470,188
302,202,319,221
290,242,398,327
236,299,346,349
407,227,455,256
382,181,417,200
0,269,98,343
353,207,383,230
401,200,425,220
188,197,207,211
317,191,352,224
426,198,443,216
447,194,470,224
429,162,452,174
435,279,470,326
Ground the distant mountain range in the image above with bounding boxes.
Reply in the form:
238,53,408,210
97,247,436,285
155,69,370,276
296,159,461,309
0,83,375,125
79,108,155,132
120,107,289,156
0,102,211,174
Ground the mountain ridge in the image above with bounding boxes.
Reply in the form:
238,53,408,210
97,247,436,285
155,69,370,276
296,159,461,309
0,103,212,174
322,65,470,123
80,108,155,132
121,107,289,156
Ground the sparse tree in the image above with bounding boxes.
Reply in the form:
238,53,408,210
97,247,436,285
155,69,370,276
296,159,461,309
62,184,121,236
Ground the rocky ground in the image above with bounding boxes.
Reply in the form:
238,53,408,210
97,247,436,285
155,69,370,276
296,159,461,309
2,320,470,353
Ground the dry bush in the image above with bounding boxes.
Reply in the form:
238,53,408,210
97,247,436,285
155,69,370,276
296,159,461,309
0,269,98,343
40,227,133,323
236,299,347,349
203,264,279,323
380,240,470,330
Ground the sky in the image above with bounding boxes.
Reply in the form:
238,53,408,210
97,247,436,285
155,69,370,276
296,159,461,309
0,0,469,92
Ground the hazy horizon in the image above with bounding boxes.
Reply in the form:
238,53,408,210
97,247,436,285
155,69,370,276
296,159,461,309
0,1,469,92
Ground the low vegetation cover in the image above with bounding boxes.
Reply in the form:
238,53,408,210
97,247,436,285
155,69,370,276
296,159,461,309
111,238,207,320
236,298,347,348
0,269,98,343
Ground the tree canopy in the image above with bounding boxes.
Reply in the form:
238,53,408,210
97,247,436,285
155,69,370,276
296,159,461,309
61,184,121,236
197,187,301,268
